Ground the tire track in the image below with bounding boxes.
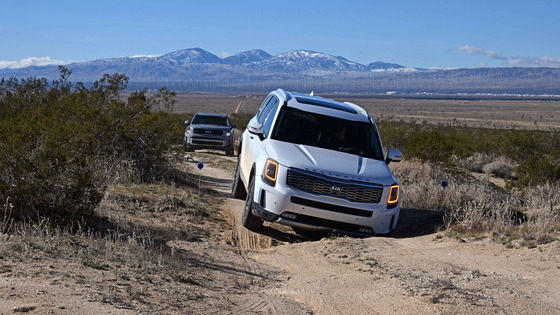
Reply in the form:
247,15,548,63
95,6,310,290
186,152,294,314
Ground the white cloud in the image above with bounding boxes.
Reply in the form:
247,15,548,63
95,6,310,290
219,52,233,59
504,56,560,68
452,45,506,60
0,56,74,70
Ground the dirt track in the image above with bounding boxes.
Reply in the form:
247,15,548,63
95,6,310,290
187,152,560,314
1,151,558,314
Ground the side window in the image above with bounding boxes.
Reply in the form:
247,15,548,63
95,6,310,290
257,95,278,124
256,95,273,122
262,100,280,138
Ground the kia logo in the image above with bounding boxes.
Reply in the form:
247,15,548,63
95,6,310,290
330,185,342,192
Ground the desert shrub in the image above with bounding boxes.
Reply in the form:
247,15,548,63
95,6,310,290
512,155,560,188
230,112,254,131
379,121,476,164
462,153,495,173
483,161,513,179
404,125,473,163
0,67,183,227
378,120,560,186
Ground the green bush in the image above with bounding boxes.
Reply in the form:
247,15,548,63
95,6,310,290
378,120,560,187
0,67,183,227
230,112,254,132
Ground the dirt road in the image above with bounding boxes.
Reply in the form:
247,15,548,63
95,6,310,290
188,152,560,314
2,151,557,314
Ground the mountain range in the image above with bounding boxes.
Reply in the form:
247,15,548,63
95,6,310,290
1,48,559,95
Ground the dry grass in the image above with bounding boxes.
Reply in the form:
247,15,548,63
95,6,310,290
0,159,236,312
391,159,560,245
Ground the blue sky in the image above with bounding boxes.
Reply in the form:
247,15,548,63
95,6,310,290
1,0,559,69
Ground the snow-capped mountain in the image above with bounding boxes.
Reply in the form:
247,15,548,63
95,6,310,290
0,48,405,81
3,48,557,94
252,50,366,72
156,48,223,65
222,49,272,65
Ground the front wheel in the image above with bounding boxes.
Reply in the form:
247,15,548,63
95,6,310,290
184,142,194,152
226,145,234,156
242,176,263,230
232,159,247,200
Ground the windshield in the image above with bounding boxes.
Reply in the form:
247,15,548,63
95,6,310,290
270,107,384,160
192,115,229,126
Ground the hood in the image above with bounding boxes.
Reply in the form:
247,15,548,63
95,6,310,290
191,124,231,130
265,140,397,186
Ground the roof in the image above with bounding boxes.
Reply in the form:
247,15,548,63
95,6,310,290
273,89,371,123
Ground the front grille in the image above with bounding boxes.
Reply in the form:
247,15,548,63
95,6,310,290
193,128,223,135
191,138,224,146
286,168,383,203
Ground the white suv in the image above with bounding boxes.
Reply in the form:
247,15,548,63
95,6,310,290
232,89,402,236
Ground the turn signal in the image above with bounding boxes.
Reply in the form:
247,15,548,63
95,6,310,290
263,159,279,187
388,185,399,208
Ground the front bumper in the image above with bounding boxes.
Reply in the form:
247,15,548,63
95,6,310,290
184,134,233,150
250,170,400,236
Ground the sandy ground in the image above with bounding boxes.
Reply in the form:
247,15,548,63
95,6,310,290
184,152,560,314
1,151,559,314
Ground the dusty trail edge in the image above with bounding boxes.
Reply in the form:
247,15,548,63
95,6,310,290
182,152,560,314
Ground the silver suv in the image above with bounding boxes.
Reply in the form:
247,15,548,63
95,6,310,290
184,113,237,156
232,89,402,237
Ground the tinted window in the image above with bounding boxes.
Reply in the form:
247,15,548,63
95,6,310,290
192,115,229,126
271,107,383,160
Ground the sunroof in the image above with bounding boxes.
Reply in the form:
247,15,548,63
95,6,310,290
294,96,357,114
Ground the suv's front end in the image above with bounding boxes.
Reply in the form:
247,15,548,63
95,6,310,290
184,113,236,155
234,89,402,236
251,141,401,236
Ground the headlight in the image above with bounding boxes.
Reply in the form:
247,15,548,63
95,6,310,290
186,127,192,134
226,131,232,137
387,184,399,208
262,159,279,187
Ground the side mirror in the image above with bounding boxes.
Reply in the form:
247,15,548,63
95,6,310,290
386,149,402,165
231,123,238,129
184,120,190,125
247,117,264,135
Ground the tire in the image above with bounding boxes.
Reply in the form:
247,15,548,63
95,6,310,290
232,159,247,200
242,176,263,230
226,145,234,156
184,142,194,152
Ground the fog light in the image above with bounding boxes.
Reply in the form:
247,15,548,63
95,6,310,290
281,213,297,220
358,227,373,234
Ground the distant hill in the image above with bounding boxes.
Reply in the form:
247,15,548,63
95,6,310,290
1,48,559,94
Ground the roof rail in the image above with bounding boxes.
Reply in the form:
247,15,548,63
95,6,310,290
276,88,292,101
